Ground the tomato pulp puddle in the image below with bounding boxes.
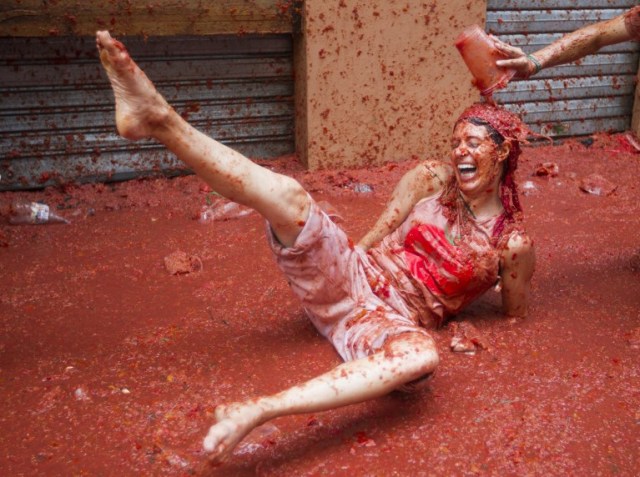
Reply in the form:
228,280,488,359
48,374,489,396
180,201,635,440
1,139,639,476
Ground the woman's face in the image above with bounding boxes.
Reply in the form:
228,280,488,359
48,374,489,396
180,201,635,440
450,120,507,199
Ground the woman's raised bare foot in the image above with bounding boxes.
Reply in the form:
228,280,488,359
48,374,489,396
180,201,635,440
202,401,265,463
96,30,172,140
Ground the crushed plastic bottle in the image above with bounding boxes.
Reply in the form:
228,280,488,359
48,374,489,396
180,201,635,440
352,183,374,194
579,173,617,197
198,199,253,223
9,200,70,225
521,180,538,196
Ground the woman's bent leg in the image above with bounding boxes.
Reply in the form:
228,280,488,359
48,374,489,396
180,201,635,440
96,30,309,246
203,332,438,462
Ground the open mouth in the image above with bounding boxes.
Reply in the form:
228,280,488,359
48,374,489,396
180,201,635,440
457,163,477,178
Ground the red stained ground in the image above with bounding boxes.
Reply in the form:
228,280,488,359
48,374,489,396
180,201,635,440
1,136,639,476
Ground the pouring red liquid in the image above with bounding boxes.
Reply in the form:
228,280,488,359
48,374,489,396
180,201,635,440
455,25,515,96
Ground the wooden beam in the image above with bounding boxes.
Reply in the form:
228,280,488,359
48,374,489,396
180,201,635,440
0,0,293,37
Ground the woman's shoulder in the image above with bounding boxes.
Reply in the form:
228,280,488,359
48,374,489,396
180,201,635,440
418,159,454,183
403,160,453,201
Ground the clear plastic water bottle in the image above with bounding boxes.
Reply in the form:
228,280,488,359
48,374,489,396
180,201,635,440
9,200,70,225
198,199,253,223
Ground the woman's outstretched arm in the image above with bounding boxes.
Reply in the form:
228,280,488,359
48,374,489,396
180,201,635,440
493,9,633,78
358,160,451,250
499,232,535,317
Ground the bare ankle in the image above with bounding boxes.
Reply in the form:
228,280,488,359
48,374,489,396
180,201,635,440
142,100,174,134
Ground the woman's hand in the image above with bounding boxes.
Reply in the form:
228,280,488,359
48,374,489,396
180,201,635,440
491,35,539,79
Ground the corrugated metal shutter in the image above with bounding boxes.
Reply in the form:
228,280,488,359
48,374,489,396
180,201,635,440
0,34,294,191
487,0,640,137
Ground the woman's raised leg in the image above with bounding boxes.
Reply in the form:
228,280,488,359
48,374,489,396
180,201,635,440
96,30,309,247
203,332,438,463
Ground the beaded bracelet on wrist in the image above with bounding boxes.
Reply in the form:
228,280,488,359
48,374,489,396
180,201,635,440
526,54,542,75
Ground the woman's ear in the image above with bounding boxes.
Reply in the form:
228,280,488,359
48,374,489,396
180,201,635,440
497,141,511,163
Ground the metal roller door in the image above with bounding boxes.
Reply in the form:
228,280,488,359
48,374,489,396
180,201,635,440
0,34,294,191
487,0,640,137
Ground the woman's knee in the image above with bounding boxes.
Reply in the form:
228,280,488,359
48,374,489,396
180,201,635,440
277,176,310,213
265,176,312,247
384,333,439,393
386,332,439,376
247,171,309,215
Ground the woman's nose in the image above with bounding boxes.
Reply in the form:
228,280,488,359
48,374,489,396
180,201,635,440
454,144,468,157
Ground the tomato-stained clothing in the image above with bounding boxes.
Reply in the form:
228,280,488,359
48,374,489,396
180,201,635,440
268,200,430,362
369,194,503,328
267,195,504,362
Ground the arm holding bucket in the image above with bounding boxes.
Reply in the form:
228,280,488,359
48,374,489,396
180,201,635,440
493,8,636,79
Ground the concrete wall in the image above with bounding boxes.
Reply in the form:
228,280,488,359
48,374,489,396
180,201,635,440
295,0,486,169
